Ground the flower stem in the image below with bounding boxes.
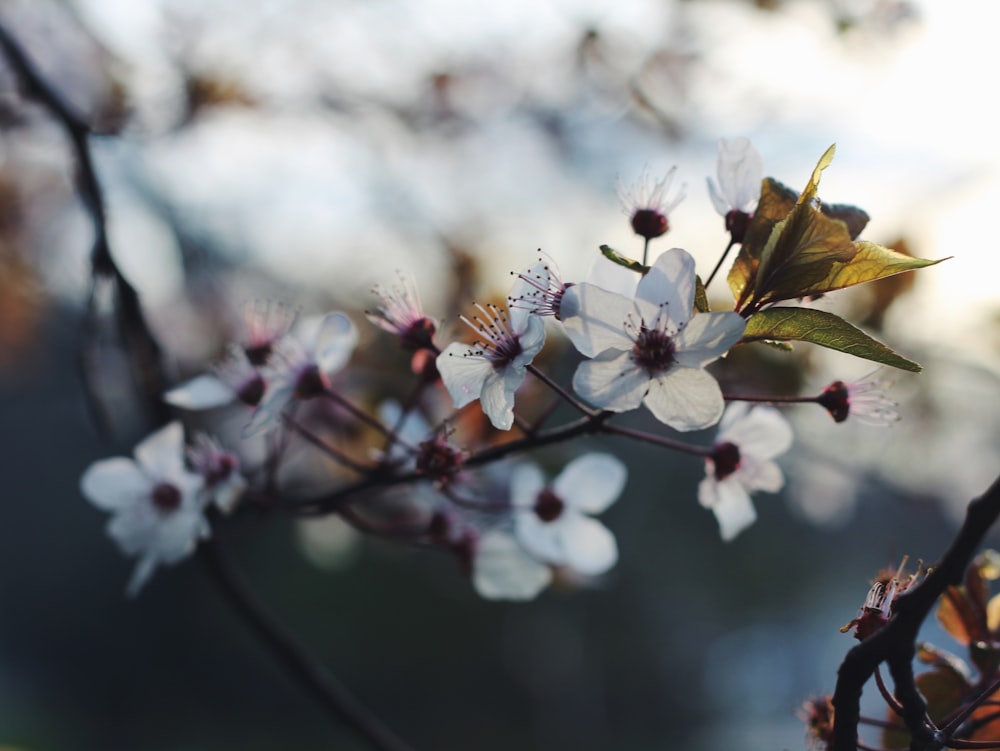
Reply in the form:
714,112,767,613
200,538,418,751
527,364,597,417
723,393,818,405
600,422,710,457
704,239,736,289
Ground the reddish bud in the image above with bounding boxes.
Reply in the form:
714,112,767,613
630,208,668,240
817,381,850,423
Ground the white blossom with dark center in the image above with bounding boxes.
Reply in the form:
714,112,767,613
436,302,545,431
698,403,793,541
560,248,745,431
511,453,625,576
79,422,207,596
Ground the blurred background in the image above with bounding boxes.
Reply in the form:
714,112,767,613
2,0,1000,749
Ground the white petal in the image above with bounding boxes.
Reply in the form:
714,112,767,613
152,508,211,563
126,554,159,597
674,312,746,368
706,176,730,217
164,374,235,410
644,367,724,431
243,378,296,437
212,475,247,513
558,514,618,575
638,248,695,323
479,365,520,431
553,453,626,514
315,312,358,376
717,400,750,434
717,137,763,212
436,344,492,410
134,422,187,479
515,509,569,564
80,458,149,511
572,350,648,412
107,503,158,555
584,254,641,297
560,284,635,357
473,532,552,601
515,313,546,360
702,477,757,541
510,463,546,510
736,457,785,494
720,405,794,460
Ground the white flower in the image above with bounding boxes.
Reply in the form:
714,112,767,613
79,422,208,596
698,403,793,541
244,312,358,436
511,453,625,576
187,434,246,513
165,299,295,411
436,303,545,431
560,248,746,431
706,137,763,217
164,346,265,410
472,530,552,601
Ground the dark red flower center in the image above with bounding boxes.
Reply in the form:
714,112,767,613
237,373,266,406
294,364,326,399
244,342,273,368
400,317,437,351
152,482,182,512
534,488,564,523
632,326,676,374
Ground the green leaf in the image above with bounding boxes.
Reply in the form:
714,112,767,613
741,307,922,371
752,200,858,305
727,177,798,305
694,275,710,313
795,241,947,298
599,245,647,274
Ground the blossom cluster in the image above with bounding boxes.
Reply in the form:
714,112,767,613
80,137,907,601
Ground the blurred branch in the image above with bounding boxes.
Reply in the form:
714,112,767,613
0,21,168,435
832,471,1000,750
200,537,418,751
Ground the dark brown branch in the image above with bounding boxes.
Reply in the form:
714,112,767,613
832,471,1000,751
200,538,417,751
0,21,168,433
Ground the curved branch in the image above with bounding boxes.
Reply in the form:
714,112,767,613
832,471,1000,751
200,538,417,751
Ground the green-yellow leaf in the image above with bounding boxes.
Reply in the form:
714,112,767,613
732,146,848,309
727,177,798,304
694,275,710,313
752,201,858,306
795,241,946,298
741,307,922,372
800,143,837,206
599,245,647,275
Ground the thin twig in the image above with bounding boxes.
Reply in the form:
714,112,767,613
200,538,417,751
